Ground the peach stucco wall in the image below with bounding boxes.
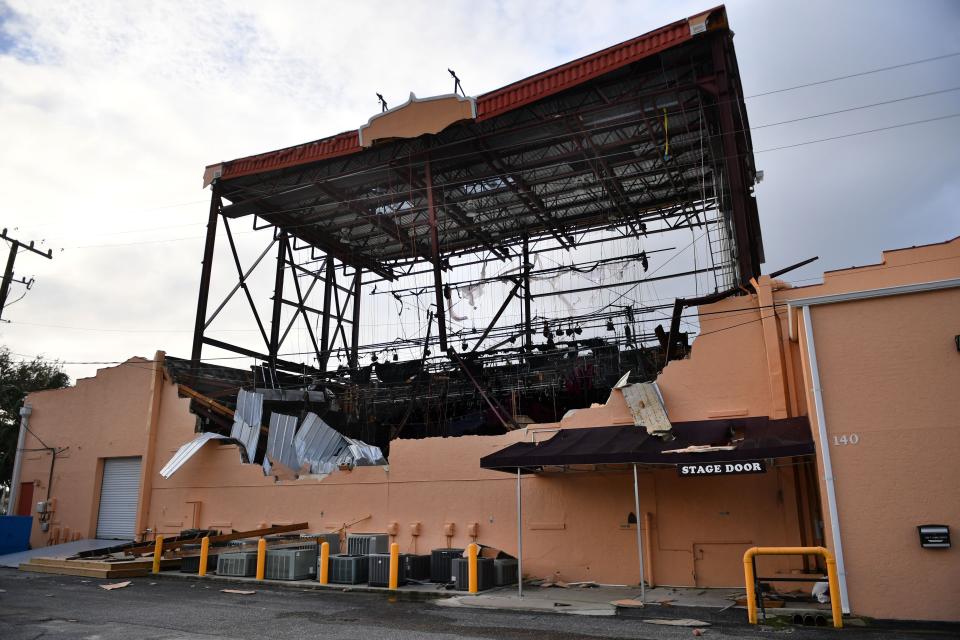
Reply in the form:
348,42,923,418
784,238,960,621
15,352,806,588
19,357,155,548
18,238,957,617
145,375,804,587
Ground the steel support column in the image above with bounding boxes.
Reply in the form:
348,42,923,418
425,157,448,352
319,255,334,369
522,235,532,350
191,186,221,362
269,230,288,364
350,268,362,368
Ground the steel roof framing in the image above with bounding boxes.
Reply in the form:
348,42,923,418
191,13,763,375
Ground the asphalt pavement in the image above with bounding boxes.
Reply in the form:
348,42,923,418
0,569,950,639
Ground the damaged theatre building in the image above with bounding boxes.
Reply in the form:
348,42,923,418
7,7,958,622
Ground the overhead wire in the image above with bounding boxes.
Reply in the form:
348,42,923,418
30,79,960,250
745,51,960,99
9,52,960,376
43,102,959,252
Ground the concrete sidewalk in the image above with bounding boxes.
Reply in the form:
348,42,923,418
155,568,835,623
437,584,833,621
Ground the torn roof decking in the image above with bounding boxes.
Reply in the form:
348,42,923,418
207,6,763,283
164,356,304,404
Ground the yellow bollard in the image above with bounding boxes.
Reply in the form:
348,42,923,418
743,546,842,629
198,536,210,577
467,543,479,593
824,553,843,629
388,542,399,590
319,541,330,585
256,537,266,581
151,535,164,574
742,551,758,624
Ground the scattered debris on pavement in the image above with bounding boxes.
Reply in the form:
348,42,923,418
643,618,711,627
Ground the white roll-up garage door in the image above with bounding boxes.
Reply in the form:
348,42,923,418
96,457,142,539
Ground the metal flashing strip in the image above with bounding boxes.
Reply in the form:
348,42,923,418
262,412,299,474
787,276,960,308
802,305,850,614
786,277,960,339
159,433,231,479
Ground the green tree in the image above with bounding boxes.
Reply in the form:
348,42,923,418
0,347,70,489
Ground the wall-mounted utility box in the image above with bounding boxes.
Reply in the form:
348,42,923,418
265,546,318,580
217,551,258,577
430,548,464,583
918,524,950,549
347,533,389,555
328,554,369,584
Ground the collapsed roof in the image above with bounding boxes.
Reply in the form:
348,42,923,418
202,5,762,285
185,5,767,445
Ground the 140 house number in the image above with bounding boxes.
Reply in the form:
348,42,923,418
832,433,860,445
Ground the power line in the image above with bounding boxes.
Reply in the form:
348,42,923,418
18,84,959,250
752,86,960,129
4,320,258,333
745,51,960,99
53,108,960,252
755,112,960,153
9,51,960,246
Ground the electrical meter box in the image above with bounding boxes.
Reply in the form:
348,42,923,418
917,524,950,549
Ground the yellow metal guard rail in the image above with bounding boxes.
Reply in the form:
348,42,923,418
743,546,842,629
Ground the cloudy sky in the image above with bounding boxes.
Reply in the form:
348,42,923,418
1,0,958,381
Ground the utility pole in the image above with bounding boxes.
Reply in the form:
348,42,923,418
0,228,53,322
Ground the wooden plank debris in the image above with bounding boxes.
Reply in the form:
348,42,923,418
100,581,131,590
124,522,309,556
19,556,181,578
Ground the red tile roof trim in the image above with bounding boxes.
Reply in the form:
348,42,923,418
219,130,361,182
213,7,722,182
474,18,692,122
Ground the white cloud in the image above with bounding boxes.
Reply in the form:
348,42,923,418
0,0,958,380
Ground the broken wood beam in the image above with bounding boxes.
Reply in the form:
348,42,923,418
178,384,235,419
124,522,310,556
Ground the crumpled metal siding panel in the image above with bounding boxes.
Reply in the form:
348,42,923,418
294,413,346,474
159,432,231,479
230,388,263,460
262,412,299,474
293,413,387,474
337,436,387,467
